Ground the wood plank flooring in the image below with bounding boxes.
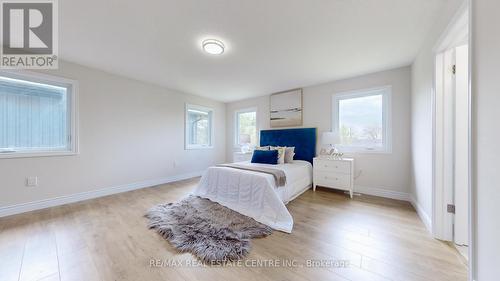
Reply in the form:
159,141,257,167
0,178,468,281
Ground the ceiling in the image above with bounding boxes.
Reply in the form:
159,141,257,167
59,0,446,102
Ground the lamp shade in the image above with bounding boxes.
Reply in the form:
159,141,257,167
321,131,340,145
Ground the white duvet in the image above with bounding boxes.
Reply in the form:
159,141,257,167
192,160,312,233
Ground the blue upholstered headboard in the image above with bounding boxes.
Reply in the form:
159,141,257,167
260,128,317,164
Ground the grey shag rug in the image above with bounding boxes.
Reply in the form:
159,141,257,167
146,195,272,263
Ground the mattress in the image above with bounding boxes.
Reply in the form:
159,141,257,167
234,160,313,203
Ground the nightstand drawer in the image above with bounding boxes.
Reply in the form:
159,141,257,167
314,159,351,174
314,171,351,189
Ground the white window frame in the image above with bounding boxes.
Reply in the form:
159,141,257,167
0,70,79,159
234,107,258,148
332,85,392,154
185,103,214,150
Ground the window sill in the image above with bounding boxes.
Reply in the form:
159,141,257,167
233,145,257,150
185,146,214,150
0,150,79,159
339,149,392,155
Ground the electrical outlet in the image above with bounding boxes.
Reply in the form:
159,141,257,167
26,176,38,187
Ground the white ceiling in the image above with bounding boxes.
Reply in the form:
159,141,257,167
60,0,446,102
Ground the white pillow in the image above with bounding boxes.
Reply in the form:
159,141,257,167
270,146,286,164
284,147,295,163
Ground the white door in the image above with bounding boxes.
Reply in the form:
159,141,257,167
453,44,469,246
434,45,470,244
434,48,455,240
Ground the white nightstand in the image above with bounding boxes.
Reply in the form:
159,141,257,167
233,151,253,162
313,157,355,198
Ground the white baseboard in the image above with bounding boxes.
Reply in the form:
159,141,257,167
354,185,411,201
409,194,432,233
354,186,432,234
0,170,205,218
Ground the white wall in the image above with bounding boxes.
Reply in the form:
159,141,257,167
472,1,500,279
410,0,464,225
227,66,411,198
0,61,226,210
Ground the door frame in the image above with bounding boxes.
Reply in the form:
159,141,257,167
431,1,474,280
432,0,469,241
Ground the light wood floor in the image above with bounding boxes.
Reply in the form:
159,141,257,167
0,178,467,281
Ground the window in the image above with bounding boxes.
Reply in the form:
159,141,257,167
332,86,391,153
185,104,213,149
0,72,78,158
235,108,257,147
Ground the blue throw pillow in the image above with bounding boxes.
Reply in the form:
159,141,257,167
251,150,278,165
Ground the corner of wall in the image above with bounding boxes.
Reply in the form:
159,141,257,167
410,194,433,233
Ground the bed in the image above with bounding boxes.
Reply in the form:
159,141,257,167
193,128,316,233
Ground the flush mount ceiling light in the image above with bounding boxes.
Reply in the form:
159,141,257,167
202,39,225,55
